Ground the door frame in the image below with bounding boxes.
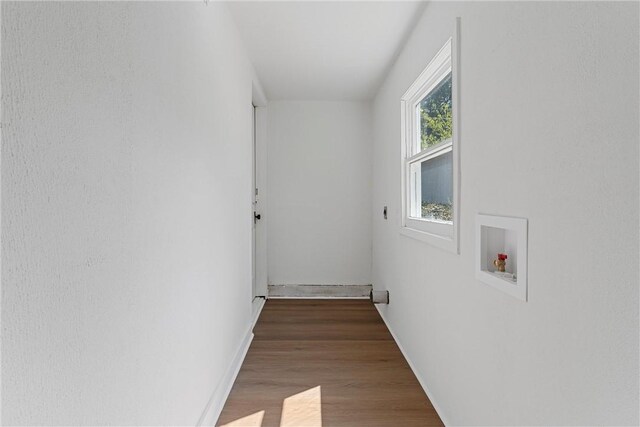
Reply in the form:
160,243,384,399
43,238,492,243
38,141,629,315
252,81,268,299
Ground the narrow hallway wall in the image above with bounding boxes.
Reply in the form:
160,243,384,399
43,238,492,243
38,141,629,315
2,2,258,424
371,2,639,425
267,101,372,286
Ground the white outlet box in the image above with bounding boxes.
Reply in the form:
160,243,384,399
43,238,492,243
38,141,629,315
476,214,528,301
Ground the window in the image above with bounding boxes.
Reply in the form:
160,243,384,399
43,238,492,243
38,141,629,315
400,27,459,253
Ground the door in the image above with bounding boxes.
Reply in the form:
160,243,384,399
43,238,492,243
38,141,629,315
252,104,258,299
252,104,267,298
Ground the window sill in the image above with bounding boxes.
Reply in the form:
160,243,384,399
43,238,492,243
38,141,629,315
399,226,459,254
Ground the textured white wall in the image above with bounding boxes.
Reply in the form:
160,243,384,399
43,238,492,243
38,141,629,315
267,101,372,285
372,2,639,425
2,2,257,425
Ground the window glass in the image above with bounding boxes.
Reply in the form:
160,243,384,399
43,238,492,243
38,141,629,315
418,73,452,151
409,150,453,223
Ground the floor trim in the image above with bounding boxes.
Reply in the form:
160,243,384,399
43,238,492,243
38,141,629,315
375,305,451,427
268,296,370,300
251,297,266,328
197,300,265,427
268,284,372,298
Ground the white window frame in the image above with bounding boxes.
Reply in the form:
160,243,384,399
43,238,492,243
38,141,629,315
400,19,460,253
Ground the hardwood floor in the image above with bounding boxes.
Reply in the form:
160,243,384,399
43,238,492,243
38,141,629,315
217,299,443,427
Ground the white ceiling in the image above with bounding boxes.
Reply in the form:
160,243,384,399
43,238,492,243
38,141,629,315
226,1,426,101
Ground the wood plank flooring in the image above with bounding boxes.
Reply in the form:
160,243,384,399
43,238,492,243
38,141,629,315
217,299,443,427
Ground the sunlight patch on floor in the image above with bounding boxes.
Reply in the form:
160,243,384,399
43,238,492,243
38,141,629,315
220,386,322,427
280,386,322,427
221,410,265,427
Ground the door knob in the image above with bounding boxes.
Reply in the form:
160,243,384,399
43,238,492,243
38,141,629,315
254,213,261,220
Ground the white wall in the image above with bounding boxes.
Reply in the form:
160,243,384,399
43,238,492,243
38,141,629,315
2,2,258,425
372,2,639,425
267,101,372,285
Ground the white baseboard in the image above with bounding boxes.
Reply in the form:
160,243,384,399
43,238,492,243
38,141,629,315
268,284,372,299
197,300,265,427
375,305,450,427
251,297,266,328
268,296,370,300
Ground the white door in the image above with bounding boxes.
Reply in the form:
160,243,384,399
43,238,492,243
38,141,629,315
251,104,258,299
252,105,267,298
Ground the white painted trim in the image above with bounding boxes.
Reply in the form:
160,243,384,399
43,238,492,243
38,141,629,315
375,306,451,427
0,4,3,420
254,106,268,298
268,284,372,299
451,17,461,255
251,297,266,329
401,42,452,109
251,104,257,300
269,296,370,300
400,18,461,255
196,324,255,427
198,300,266,427
399,226,456,253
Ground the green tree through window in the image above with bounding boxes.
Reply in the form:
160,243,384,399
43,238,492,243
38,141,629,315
419,73,452,150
